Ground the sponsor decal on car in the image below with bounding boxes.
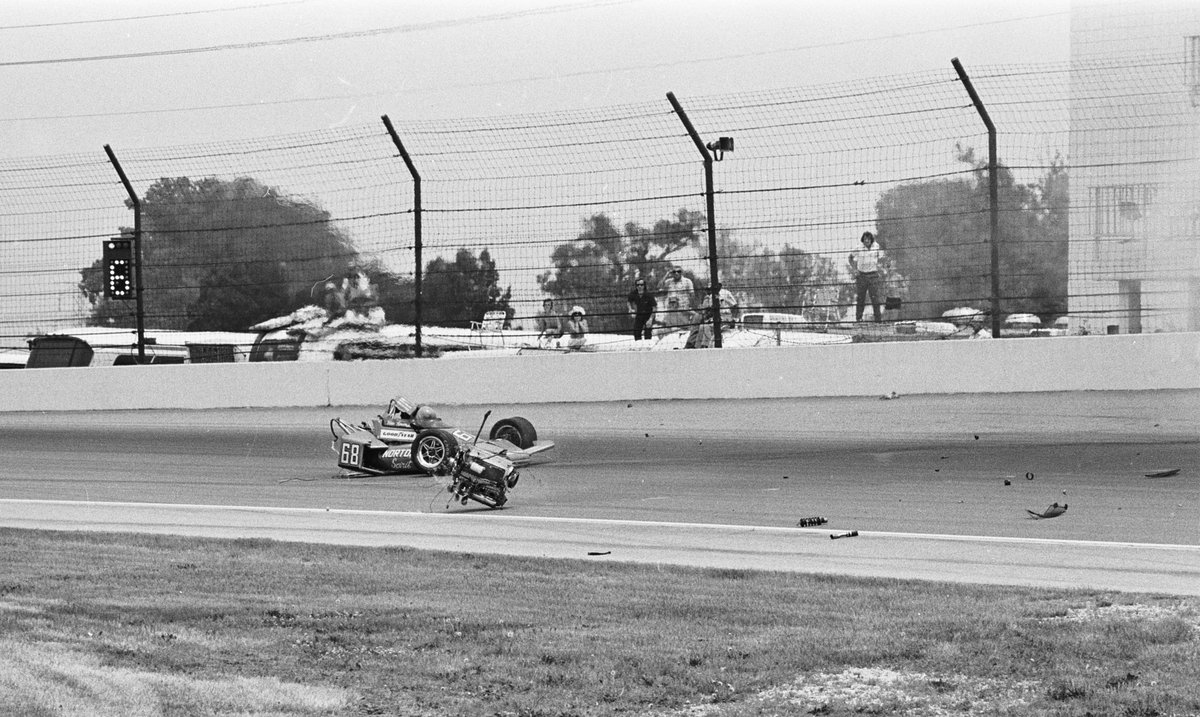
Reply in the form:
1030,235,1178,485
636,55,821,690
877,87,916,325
379,428,417,442
337,440,363,467
382,446,412,469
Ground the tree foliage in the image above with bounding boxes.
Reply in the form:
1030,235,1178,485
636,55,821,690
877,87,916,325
80,176,359,331
875,147,1068,321
538,209,704,332
717,231,851,322
79,176,511,332
540,208,861,331
420,248,512,328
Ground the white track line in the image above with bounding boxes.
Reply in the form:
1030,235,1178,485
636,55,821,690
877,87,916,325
4,498,1196,552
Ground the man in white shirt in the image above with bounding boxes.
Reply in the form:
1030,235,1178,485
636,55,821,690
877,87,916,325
658,266,694,332
848,231,885,323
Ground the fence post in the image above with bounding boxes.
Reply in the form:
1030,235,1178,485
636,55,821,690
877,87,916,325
666,91,723,348
381,115,423,357
952,58,1001,339
103,145,146,362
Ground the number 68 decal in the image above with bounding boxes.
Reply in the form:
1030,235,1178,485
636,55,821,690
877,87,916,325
339,441,362,466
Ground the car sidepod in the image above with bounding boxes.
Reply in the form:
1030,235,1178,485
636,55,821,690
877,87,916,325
332,423,417,475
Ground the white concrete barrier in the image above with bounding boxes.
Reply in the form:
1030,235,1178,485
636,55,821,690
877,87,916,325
1,333,1197,412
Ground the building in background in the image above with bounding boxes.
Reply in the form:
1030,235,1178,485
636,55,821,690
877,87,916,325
1070,1,1200,334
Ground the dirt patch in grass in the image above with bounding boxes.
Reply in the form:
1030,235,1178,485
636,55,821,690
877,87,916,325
0,640,350,717
1041,600,1200,628
735,667,1039,715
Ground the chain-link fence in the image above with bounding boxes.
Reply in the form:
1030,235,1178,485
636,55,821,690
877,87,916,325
2,54,1197,357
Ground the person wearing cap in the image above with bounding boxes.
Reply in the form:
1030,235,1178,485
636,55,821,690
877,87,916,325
563,305,589,350
658,265,694,333
626,277,657,340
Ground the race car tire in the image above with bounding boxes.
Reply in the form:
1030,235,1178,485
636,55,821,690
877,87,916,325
411,428,458,474
489,417,537,449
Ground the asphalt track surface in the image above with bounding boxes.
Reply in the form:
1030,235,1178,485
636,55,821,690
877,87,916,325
0,390,1197,594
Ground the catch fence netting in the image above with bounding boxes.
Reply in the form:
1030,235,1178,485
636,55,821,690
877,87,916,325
1,53,1197,355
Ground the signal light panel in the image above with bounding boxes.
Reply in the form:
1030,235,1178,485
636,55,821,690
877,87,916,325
103,238,134,299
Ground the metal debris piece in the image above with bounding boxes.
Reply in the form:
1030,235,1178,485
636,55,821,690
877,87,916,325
830,530,859,539
1026,503,1067,519
796,516,827,527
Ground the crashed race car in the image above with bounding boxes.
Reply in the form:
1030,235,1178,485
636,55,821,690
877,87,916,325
329,397,554,507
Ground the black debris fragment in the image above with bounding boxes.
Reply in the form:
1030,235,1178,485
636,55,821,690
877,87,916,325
796,516,827,527
830,530,859,539
1026,503,1067,519
1144,468,1181,478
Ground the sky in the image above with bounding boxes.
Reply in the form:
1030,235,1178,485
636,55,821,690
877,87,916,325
0,0,1074,160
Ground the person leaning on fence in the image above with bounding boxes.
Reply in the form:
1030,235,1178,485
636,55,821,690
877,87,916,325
658,266,694,332
563,306,589,350
685,285,737,349
536,298,562,340
848,231,886,323
627,278,657,340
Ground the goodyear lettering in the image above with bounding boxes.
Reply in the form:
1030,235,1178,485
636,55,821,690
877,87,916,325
379,428,416,442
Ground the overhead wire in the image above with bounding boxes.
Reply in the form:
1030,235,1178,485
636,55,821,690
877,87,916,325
0,0,311,31
0,0,633,67
0,5,1067,123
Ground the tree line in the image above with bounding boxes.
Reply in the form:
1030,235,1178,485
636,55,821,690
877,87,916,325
79,176,510,333
79,151,1068,335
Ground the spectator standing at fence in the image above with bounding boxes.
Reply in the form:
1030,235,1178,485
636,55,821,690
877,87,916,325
343,270,378,315
848,231,886,323
686,284,738,349
563,306,589,350
658,266,694,332
626,278,657,340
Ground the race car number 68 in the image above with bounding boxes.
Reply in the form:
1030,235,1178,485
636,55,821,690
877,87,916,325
340,442,361,466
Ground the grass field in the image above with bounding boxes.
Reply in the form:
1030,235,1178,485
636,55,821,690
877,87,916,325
1,528,1197,717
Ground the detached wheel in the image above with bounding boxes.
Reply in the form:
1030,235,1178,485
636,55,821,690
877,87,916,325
412,428,458,474
489,417,537,449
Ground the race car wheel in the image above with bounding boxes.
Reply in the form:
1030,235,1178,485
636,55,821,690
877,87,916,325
489,417,537,449
412,428,458,474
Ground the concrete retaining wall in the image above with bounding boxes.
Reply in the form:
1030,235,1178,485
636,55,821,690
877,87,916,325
2,333,1197,412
